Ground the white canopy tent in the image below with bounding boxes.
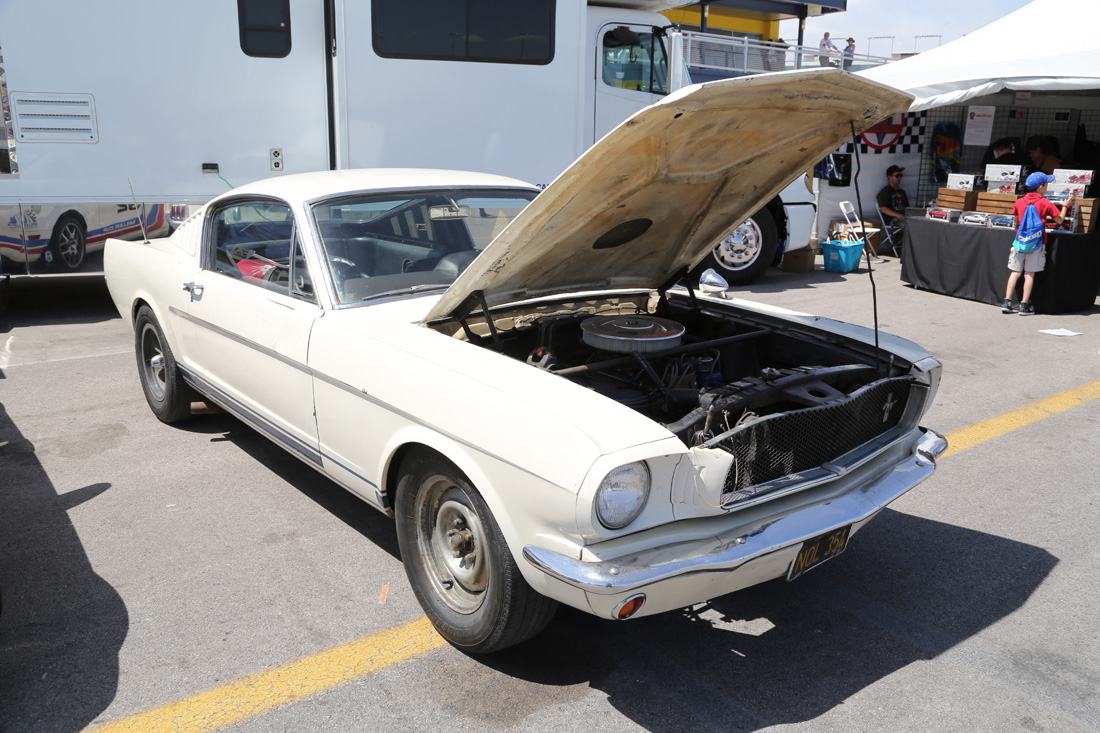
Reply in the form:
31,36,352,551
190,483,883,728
859,0,1100,111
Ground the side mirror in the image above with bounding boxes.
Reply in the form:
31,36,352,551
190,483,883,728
698,269,729,298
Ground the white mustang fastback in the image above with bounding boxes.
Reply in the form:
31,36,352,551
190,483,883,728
106,70,946,653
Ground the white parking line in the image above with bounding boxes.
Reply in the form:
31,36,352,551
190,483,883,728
0,346,131,370
0,335,15,370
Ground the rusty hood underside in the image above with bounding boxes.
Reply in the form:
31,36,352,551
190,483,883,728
425,69,913,323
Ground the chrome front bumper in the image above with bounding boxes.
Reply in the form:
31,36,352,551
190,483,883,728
524,427,947,597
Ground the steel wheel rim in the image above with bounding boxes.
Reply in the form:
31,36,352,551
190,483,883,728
140,323,167,400
57,222,85,269
415,477,488,614
713,218,763,271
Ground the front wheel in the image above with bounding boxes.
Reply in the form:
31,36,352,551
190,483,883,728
134,305,197,423
695,207,779,286
394,451,557,653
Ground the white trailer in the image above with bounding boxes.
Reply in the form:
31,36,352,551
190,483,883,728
0,0,813,282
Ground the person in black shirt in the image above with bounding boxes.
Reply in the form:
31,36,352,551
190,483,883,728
877,165,910,226
988,138,1030,167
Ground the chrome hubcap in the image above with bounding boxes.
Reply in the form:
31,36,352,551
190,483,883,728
141,325,167,399
713,218,763,271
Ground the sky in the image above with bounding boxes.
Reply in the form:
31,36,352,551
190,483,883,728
776,0,1034,59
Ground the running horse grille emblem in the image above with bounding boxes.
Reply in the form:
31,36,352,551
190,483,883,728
881,393,897,423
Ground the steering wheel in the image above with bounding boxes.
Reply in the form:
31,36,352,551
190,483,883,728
330,256,367,279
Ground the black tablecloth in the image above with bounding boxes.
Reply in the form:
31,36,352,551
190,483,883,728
900,212,1100,313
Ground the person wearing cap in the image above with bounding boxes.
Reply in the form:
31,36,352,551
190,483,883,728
841,38,856,71
1002,171,1074,315
876,165,910,242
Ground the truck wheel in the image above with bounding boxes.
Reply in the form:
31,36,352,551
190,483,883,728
696,207,778,286
50,215,87,271
395,451,557,653
135,305,197,423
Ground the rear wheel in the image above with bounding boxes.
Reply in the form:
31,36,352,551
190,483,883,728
49,214,87,271
134,305,197,423
394,451,557,653
695,207,779,286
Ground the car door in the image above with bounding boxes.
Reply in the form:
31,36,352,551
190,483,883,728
184,198,322,465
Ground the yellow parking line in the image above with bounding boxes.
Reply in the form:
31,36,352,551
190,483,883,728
87,379,1100,733
942,377,1100,459
88,616,447,733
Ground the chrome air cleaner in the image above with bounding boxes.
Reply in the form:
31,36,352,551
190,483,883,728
580,315,685,354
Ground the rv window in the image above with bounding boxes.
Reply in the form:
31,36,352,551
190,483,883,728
601,28,669,95
373,0,554,65
238,0,292,58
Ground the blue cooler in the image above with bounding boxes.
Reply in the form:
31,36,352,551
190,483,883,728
823,240,863,274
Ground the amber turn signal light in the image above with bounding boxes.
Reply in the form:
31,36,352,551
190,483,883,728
614,594,646,620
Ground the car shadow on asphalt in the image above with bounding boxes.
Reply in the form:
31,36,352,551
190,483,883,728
172,412,403,562
0,400,129,732
465,509,1057,732
0,275,119,336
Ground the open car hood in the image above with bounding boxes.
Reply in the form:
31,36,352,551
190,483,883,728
424,70,913,323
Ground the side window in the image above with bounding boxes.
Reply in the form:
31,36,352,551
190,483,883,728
373,0,554,65
237,0,291,58
207,201,299,296
601,27,669,95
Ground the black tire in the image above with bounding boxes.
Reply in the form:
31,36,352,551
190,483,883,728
394,451,557,653
134,305,197,423
695,207,779,286
49,214,87,271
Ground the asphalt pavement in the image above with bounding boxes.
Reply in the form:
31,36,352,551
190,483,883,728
1,257,1098,732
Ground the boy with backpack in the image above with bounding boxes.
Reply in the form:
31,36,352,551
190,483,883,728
1002,171,1075,315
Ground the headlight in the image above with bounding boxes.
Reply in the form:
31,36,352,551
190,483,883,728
595,461,650,529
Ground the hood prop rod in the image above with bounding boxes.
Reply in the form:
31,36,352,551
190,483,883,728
452,290,502,348
849,120,885,378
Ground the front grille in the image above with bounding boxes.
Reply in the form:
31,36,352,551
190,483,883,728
716,377,914,505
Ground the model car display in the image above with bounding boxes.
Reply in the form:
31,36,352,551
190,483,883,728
105,72,946,653
985,164,1022,182
959,212,990,226
927,208,960,222
990,215,1016,228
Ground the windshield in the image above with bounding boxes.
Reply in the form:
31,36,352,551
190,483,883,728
311,188,537,304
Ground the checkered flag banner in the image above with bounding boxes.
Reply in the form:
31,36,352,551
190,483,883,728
844,111,925,154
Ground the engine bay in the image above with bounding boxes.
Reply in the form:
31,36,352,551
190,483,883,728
447,296,905,447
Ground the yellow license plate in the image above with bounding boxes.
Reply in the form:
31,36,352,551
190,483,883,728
787,525,851,581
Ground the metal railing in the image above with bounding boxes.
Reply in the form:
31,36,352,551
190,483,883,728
681,32,894,79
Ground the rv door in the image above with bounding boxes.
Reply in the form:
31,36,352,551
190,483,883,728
593,23,677,143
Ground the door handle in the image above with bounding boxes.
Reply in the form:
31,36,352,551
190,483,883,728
183,282,204,301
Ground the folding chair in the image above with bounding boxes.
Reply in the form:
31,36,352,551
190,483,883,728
839,201,884,263
877,205,904,255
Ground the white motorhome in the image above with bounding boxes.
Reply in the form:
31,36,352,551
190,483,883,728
0,0,813,282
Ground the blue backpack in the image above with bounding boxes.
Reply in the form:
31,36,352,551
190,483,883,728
1013,204,1044,253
